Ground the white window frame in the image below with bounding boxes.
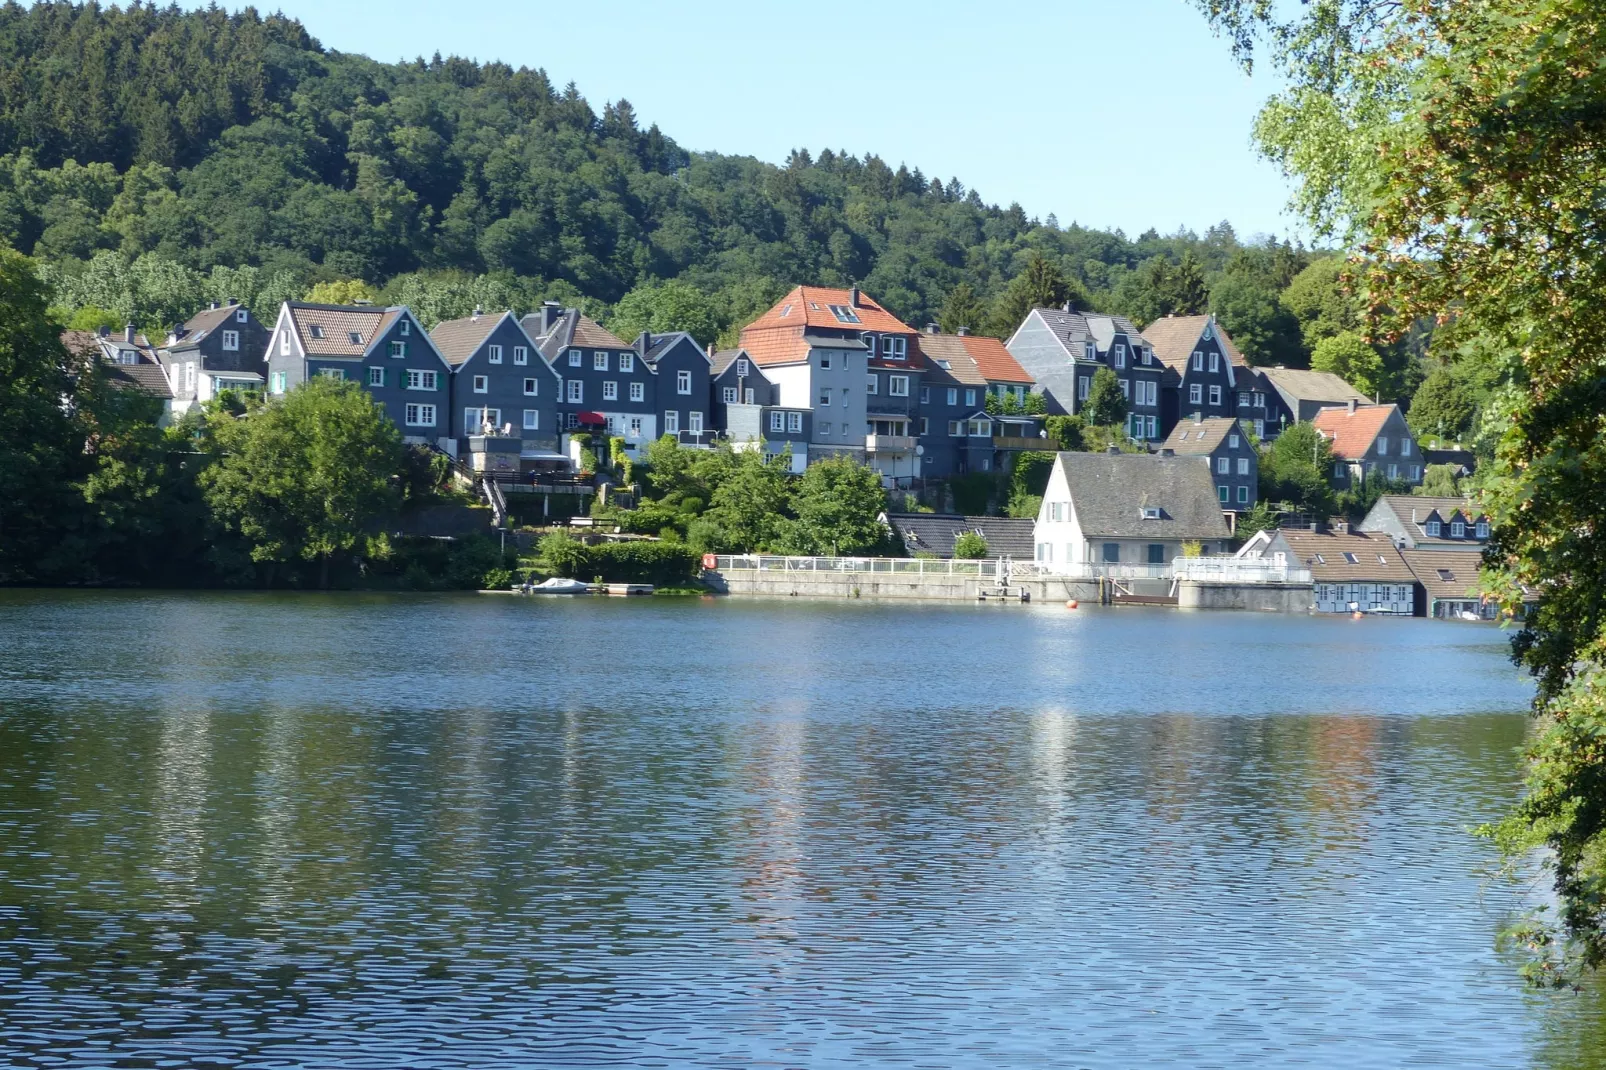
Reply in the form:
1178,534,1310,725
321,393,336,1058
1217,456,1230,475
788,411,803,434
676,370,692,395
965,389,976,407
523,378,538,396
1209,352,1220,372
1237,457,1250,475
819,390,831,407
368,366,384,387
235,309,248,323
1378,436,1390,455
736,358,750,377
488,345,503,364
390,340,406,359
594,351,609,371
405,403,436,427
723,387,738,405
567,380,583,403
946,387,958,406
514,346,528,366
522,409,540,430
184,362,196,391
465,407,501,430
406,369,436,391
628,416,643,437
866,374,878,395
1192,351,1203,370
619,352,634,373
569,350,582,367
1189,384,1202,405
400,320,411,337
473,375,489,394
1077,378,1089,402
629,382,644,402
664,410,679,435
221,330,239,352
689,411,703,434
770,410,785,432
1209,385,1222,406
889,375,909,397
280,331,291,356
603,381,618,401
1114,343,1126,369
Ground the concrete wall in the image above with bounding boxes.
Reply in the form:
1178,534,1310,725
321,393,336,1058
705,568,1101,603
1178,581,1315,613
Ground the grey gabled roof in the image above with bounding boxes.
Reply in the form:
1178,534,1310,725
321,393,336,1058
430,309,511,366
884,513,1036,559
711,348,766,378
1161,415,1240,455
1058,451,1231,540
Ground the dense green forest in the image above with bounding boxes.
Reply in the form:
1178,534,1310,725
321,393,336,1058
0,0,1436,401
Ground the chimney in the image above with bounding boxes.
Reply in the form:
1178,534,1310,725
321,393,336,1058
849,286,861,308
1192,413,1202,425
1347,397,1358,414
124,323,135,343
209,301,219,311
1333,520,1350,534
97,325,111,338
471,305,482,320
227,297,239,306
1062,301,1072,313
1105,445,1121,455
925,322,938,334
637,330,652,353
540,300,563,335
352,298,373,307
957,326,969,336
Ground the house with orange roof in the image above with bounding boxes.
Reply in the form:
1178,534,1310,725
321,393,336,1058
916,325,1046,477
265,300,453,452
1004,306,1164,442
738,285,924,483
1312,400,1422,489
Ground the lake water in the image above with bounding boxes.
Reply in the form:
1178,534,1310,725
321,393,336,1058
0,591,1599,1068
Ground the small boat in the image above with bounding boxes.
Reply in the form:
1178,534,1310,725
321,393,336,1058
1458,609,1483,622
523,577,590,594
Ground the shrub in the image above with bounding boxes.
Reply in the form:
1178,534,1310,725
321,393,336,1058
953,532,989,559
539,536,701,586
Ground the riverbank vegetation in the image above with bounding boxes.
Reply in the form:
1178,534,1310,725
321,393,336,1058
1196,0,1606,983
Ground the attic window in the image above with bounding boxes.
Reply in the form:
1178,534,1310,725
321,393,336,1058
309,325,325,339
1314,553,1326,564
1436,568,1455,581
1343,552,1359,564
1141,507,1162,520
779,304,792,318
348,331,363,345
1377,555,1388,564
829,304,861,324
808,302,820,310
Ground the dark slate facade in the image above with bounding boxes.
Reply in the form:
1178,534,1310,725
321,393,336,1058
640,331,714,447
431,310,561,452
160,300,272,410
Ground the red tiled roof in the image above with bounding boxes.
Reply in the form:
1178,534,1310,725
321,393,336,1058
743,285,916,336
1312,403,1399,460
738,328,812,367
959,334,1032,384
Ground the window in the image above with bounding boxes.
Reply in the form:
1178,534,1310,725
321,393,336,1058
1114,343,1126,369
630,382,644,402
676,370,692,395
1238,392,1249,407
1218,485,1229,503
473,375,489,394
779,304,792,318
1119,379,1130,400
1102,543,1120,563
514,346,528,366
819,356,831,370
918,386,930,405
1343,552,1360,564
407,370,437,390
1335,461,1347,478
486,345,502,364
946,387,958,406
787,412,803,434
828,304,860,323
1237,457,1250,475
818,421,831,435
1426,520,1442,536
919,417,929,435
1147,415,1158,438
384,340,404,359
1217,456,1230,474
1388,463,1399,480
567,380,583,403
629,417,642,437
1192,351,1203,371
318,367,344,380
862,334,877,358
523,378,539,396
1085,342,1097,361
819,390,831,407
866,374,878,395
1148,544,1165,564
1451,521,1465,537
1237,485,1249,503
886,336,908,360
184,363,196,391
236,309,248,323
270,371,287,394
664,411,679,434
1078,377,1090,402
736,358,749,378
1255,392,1265,408
948,420,963,436
405,403,436,427
967,419,991,437
598,381,615,401
723,387,738,404
349,331,363,345
965,389,977,407
1254,419,1265,437
613,352,631,374
594,351,609,371
1209,352,1220,372
222,330,239,351
566,413,578,429
368,367,385,387
744,389,755,404
889,375,909,397
1409,465,1421,481
770,410,785,432
1189,384,1203,405
400,319,410,337
1475,521,1489,538
689,411,703,434
1229,433,1240,448
568,350,582,367
280,332,291,356
1209,385,1222,406
523,409,540,430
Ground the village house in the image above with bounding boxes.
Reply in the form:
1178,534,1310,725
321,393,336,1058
1141,314,1249,438
917,326,1044,477
1159,415,1259,512
1033,450,1232,572
62,326,176,420
264,301,453,451
1256,366,1370,433
711,349,809,473
738,285,918,479
1237,528,1416,614
1398,549,1497,620
637,331,715,448
524,302,654,450
159,300,271,415
429,308,562,472
1006,307,1164,441
1312,400,1423,489
882,513,1036,559
1358,495,1490,550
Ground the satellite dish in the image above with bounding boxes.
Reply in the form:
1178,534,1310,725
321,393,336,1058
915,444,924,456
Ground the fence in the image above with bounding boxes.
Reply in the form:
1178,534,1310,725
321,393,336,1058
1170,557,1313,584
712,555,1004,579
1020,562,1174,581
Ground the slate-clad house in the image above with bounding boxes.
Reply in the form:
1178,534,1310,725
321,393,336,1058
525,303,656,451
265,301,452,450
714,349,810,472
738,285,916,475
917,326,1043,477
1159,415,1259,511
882,513,1036,559
1312,400,1422,488
1141,314,1249,438
1256,366,1369,434
160,300,271,414
1005,307,1164,441
63,326,176,420
638,331,714,448
712,348,773,419
429,308,560,460
1238,528,1416,614
1033,450,1232,571
1358,495,1490,550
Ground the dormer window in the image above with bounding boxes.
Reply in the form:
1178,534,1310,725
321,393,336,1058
1141,507,1161,520
1426,520,1442,536
310,325,325,339
1475,521,1489,538
1451,521,1465,537
829,305,861,324
1084,342,1096,361
862,333,877,357
883,335,907,361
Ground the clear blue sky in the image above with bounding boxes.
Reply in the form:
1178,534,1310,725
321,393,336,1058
229,0,1297,241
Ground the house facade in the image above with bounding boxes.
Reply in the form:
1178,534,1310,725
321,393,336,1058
265,301,452,450
159,300,271,414
639,331,714,448
1237,528,1416,614
1033,450,1232,571
1005,307,1163,442
526,304,657,452
1141,314,1250,438
1399,549,1496,619
430,309,561,462
1257,367,1369,435
1312,401,1423,489
1159,415,1259,511
1358,495,1490,550
918,327,1044,477
63,327,176,421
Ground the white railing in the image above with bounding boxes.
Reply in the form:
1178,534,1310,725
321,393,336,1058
712,555,1003,579
1170,556,1313,584
1021,562,1174,580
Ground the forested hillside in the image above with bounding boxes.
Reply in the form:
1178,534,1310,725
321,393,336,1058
0,1,1416,394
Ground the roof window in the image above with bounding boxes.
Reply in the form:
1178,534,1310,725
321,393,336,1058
348,331,363,344
309,325,325,339
1141,507,1162,520
1436,568,1455,581
829,304,861,324
1343,552,1359,564
1314,553,1325,564
779,304,792,318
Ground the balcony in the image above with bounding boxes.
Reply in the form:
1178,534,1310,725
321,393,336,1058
865,434,916,452
992,435,1044,450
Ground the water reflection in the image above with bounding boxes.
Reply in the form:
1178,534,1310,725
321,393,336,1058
0,591,1591,1067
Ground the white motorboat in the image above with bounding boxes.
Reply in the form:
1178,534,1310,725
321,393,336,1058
523,577,590,594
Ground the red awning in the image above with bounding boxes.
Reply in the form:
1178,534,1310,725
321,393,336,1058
576,411,607,425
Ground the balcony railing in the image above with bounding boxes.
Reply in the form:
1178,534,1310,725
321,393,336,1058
712,555,1003,578
865,434,916,452
1171,557,1313,584
1025,562,1175,580
992,435,1046,450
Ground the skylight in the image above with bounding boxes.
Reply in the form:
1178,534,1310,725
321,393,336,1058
348,331,363,344
828,305,861,324
1436,568,1455,581
309,325,325,338
779,304,792,318
1343,552,1359,564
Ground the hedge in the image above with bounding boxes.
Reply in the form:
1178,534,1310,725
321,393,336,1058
540,535,701,587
